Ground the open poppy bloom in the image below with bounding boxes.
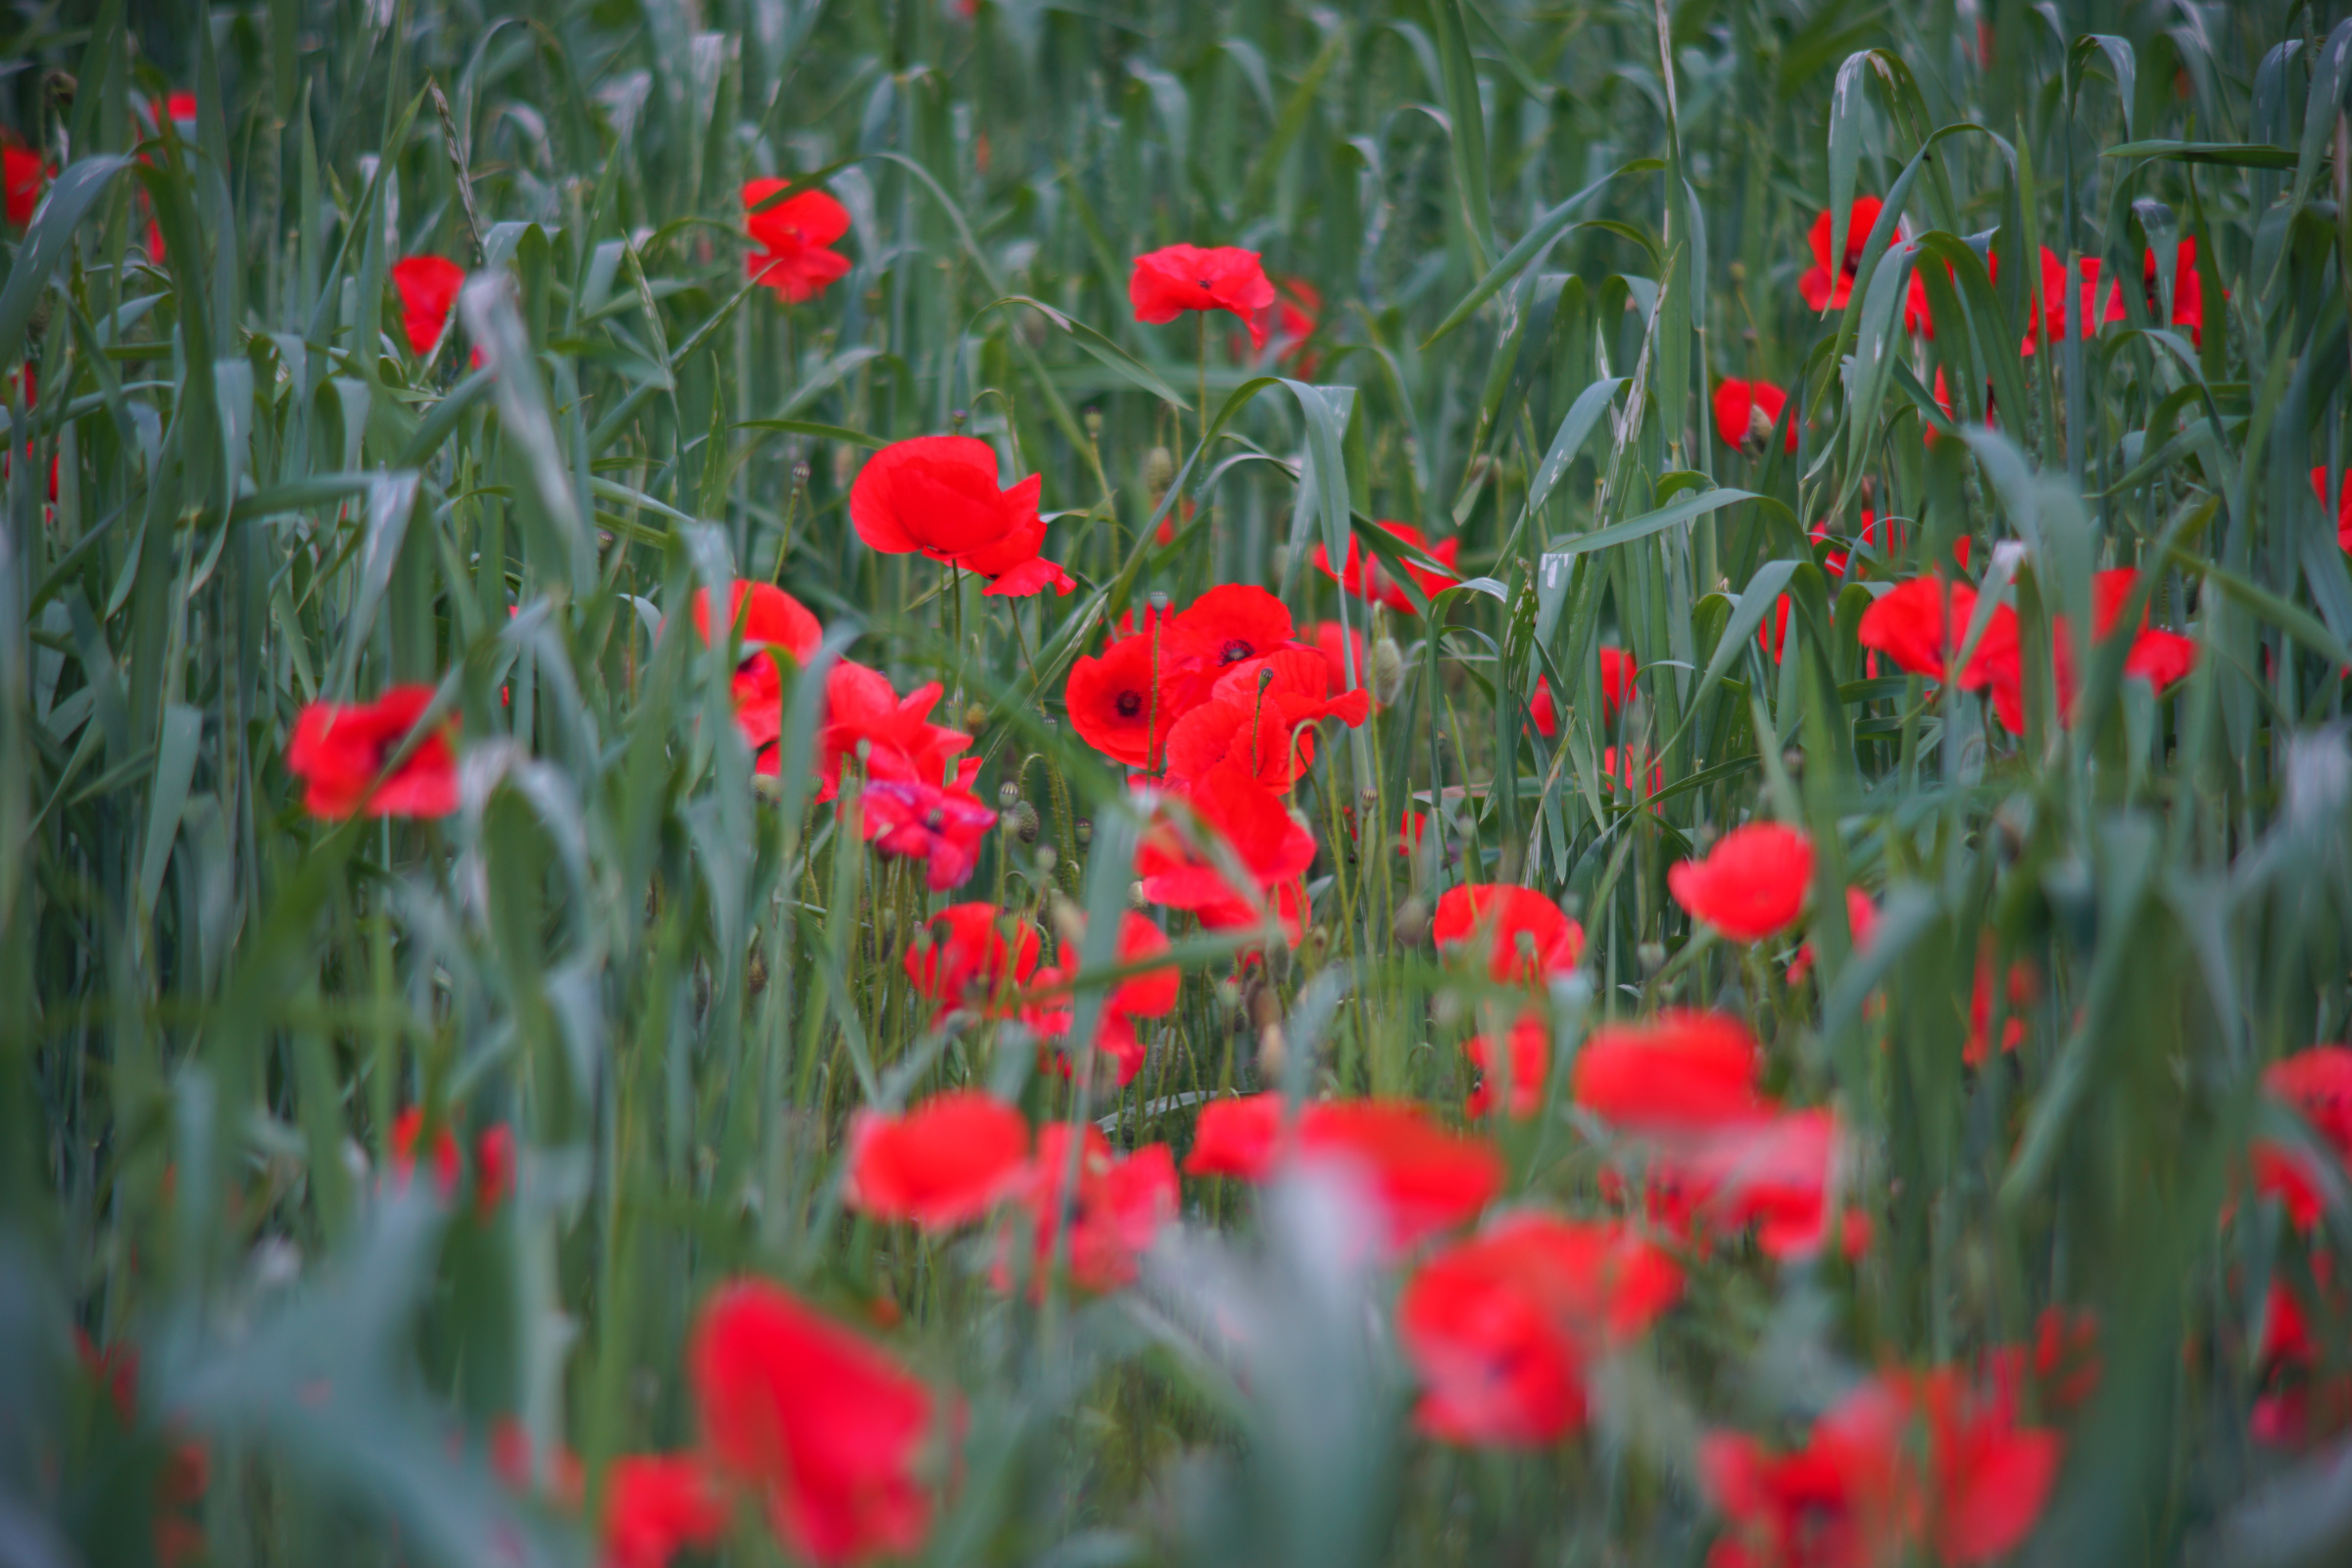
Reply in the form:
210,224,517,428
1186,1094,1287,1178
1858,575,1984,682
287,686,462,819
861,778,997,891
1250,274,1322,370
2254,1046,2352,1230
1135,761,1317,940
1153,584,1304,714
850,435,1072,598
1798,195,1884,313
389,256,466,357
1400,1214,1682,1446
1963,938,2039,1066
1572,1010,1769,1137
690,580,824,763
848,1090,1031,1231
1066,630,1180,769
1966,568,2198,734
2098,237,2209,346
1432,884,1585,986
1011,1123,1179,1292
4,142,45,226
1674,1107,1856,1260
2312,468,2352,553
905,904,1042,1018
1668,823,1814,942
1464,1012,1548,1119
1530,647,1637,737
1714,378,1795,454
1702,1356,2062,1568
690,1279,936,1566
1312,521,1462,613
602,1454,730,1568
1024,912,1182,1086
390,1106,463,1200
1129,243,1277,350
816,661,974,800
744,179,854,302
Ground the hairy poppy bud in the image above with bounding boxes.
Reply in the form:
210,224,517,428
1372,638,1406,706
1075,818,1093,846
1035,846,1057,874
1143,445,1175,497
1394,896,1430,947
1011,801,1040,843
963,702,988,731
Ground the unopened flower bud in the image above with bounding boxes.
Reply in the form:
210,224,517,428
1372,638,1406,706
963,702,988,731
1035,846,1057,874
1638,941,1666,975
1393,896,1430,948
1143,444,1175,497
1075,818,1093,846
1012,801,1041,843
1084,408,1103,440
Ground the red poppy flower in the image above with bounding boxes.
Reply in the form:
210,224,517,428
1675,1107,1854,1260
860,778,996,891
1963,941,2039,1067
848,1090,1030,1231
1787,886,1879,988
1464,1012,1548,1119
1024,913,1180,1087
1572,1010,1768,1135
1432,884,1585,986
1136,762,1318,934
603,1455,730,1568
1014,1124,1179,1292
388,256,466,358
1399,1214,1682,1446
1249,275,1322,371
4,142,45,226
1185,1094,1285,1178
1129,243,1277,350
1668,822,1813,942
744,180,854,303
1714,378,1796,454
2099,237,2209,346
1972,568,2198,734
287,686,461,819
2314,468,2352,553
1798,196,1884,313
1164,698,1306,790
1165,582,1295,683
163,92,198,125
1312,521,1462,613
1065,631,1181,769
1296,1100,1505,1253
690,1279,935,1567
474,1124,514,1214
691,580,824,759
2254,1046,2352,1230
904,905,1040,1022
850,435,1071,597
1308,621,1370,700
1529,646,1637,738
816,661,972,801
1859,575,1984,682
390,1106,462,1200
1210,645,1371,729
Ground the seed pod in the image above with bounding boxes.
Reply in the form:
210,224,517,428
1075,818,1093,847
1372,638,1406,706
998,781,1021,809
1143,444,1175,497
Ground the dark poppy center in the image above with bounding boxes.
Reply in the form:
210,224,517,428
1197,278,1213,291
1219,638,1254,664
1115,691,1143,718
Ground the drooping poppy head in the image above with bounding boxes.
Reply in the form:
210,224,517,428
286,686,462,819
601,1455,730,1568
1667,822,1814,942
1572,1010,1769,1136
848,1090,1031,1232
1431,884,1585,987
689,1280,936,1566
389,256,466,358
1798,195,1885,312
904,904,1042,1015
1065,632,1179,769
1129,243,1277,350
850,435,1068,595
1713,378,1795,454
1859,575,1982,683
4,142,46,227
1400,1213,1682,1446
1465,1012,1549,1120
1313,521,1462,613
744,179,854,303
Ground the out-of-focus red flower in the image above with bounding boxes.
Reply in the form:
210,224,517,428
287,686,461,819
1798,196,1884,313
1023,912,1181,1087
4,142,46,226
1308,621,1370,702
1135,762,1317,937
1702,1357,2062,1568
389,256,466,358
691,580,824,763
475,1124,514,1214
1247,274,1322,371
744,180,853,303
2255,1046,2352,1230
2098,237,2210,347
491,1416,584,1507
1464,1012,1548,1119
1187,1094,1286,1178
1013,1123,1179,1292
1788,886,1879,988
1859,575,1983,682
164,92,198,125
861,778,997,891
603,1454,730,1568
1130,243,1277,350
816,661,972,801
1400,1214,1682,1446
1714,378,1795,454
2252,1279,2352,1446
1970,568,2197,734
2313,468,2352,553
905,904,1040,1018
691,1279,935,1567
1530,648,1637,738
1668,823,1813,942
1677,1108,1853,1260
1962,948,2037,1067
390,1107,463,1200
1313,521,1461,613
850,435,1071,598
848,1090,1030,1231
1432,884,1584,986
1573,1010,1768,1136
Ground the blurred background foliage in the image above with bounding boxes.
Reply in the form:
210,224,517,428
6,0,2352,1564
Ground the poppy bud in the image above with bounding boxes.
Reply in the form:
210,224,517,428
1638,941,1666,974
1075,818,1093,846
1728,260,1746,283
1000,809,1023,837
1035,847,1057,874
951,408,969,430
44,69,74,113
1372,638,1406,705
1128,879,1148,908
1434,990,1465,1029
998,781,1020,808
1012,802,1040,843
1143,445,1175,497
963,702,988,731
1215,978,1244,1017
1394,896,1431,948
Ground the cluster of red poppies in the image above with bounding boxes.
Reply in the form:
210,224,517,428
902,903,1178,1086
2247,1047,2352,1446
